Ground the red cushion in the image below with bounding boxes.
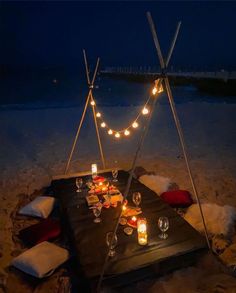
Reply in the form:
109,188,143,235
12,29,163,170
160,190,193,208
19,218,61,246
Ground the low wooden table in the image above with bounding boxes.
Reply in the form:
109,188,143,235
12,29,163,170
51,170,207,289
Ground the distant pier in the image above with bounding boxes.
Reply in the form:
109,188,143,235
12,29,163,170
101,67,236,96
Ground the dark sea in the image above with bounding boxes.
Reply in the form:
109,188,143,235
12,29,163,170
0,69,235,110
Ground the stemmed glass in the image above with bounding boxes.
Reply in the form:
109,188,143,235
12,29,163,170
158,217,169,239
106,232,118,257
76,178,83,192
132,192,141,209
93,204,102,223
111,169,118,182
86,179,94,192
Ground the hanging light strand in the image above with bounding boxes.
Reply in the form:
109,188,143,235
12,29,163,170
90,79,163,138
94,95,151,133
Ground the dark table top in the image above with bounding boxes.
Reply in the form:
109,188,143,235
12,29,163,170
52,170,206,280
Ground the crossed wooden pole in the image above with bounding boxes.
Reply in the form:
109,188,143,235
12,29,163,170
65,50,106,175
97,11,211,292
146,12,210,249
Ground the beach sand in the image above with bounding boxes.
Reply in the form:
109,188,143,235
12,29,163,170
0,100,236,292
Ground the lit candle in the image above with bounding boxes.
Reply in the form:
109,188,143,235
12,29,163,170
91,164,97,179
137,218,148,245
122,205,127,211
131,216,137,222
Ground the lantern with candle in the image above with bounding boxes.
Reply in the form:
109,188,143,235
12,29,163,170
137,218,148,245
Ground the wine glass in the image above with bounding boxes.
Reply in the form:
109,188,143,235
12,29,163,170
93,205,102,223
111,169,118,182
76,178,83,192
86,179,93,189
132,192,141,209
106,232,118,257
158,217,169,239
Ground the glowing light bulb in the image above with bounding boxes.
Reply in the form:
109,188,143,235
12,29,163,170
101,122,106,128
152,87,157,95
96,112,101,118
115,132,120,138
90,100,95,106
132,121,138,128
108,129,113,135
142,107,149,115
124,129,130,136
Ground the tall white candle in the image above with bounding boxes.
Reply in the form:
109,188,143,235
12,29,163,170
91,164,97,179
137,218,148,245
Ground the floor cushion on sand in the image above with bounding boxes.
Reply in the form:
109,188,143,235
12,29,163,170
139,174,171,195
184,203,236,237
220,243,236,269
19,196,56,218
160,190,193,208
11,241,69,278
19,218,61,246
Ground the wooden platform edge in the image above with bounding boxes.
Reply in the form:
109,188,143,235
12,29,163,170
52,168,123,180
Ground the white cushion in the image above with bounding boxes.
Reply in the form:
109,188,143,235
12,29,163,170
139,174,171,195
19,196,55,218
184,203,236,237
11,241,69,278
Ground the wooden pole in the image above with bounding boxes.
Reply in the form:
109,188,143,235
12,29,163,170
64,91,91,174
96,96,157,292
164,77,211,249
83,49,91,85
91,93,106,169
146,11,211,249
65,52,102,174
147,11,165,70
166,21,181,67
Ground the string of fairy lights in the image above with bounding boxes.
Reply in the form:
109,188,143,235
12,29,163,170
90,79,164,139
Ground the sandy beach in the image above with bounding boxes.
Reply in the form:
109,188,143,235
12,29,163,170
1,99,236,292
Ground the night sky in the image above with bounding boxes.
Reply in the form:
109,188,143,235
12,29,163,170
1,1,236,70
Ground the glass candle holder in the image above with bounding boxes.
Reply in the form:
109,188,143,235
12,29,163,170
91,164,97,179
137,218,148,245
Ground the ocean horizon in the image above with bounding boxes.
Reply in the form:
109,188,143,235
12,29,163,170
1,69,236,111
